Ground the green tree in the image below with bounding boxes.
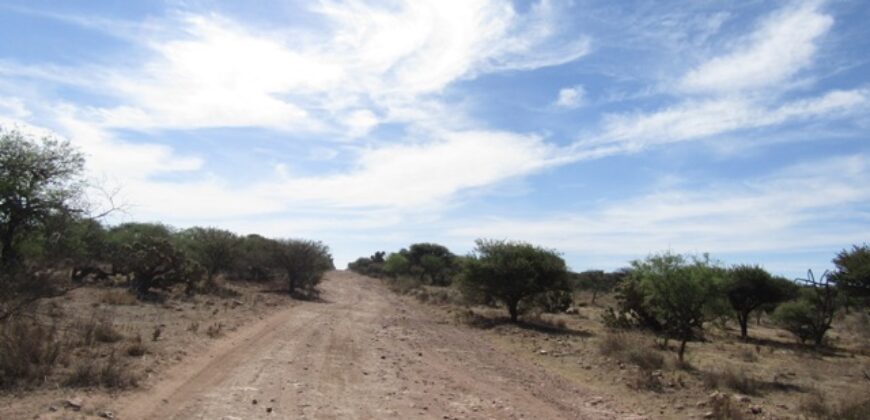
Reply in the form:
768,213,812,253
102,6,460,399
774,270,839,347
625,252,724,361
831,244,870,304
234,234,280,282
459,239,569,322
176,227,240,283
405,243,456,286
0,130,85,269
383,252,410,278
725,265,791,339
272,239,333,296
572,269,626,304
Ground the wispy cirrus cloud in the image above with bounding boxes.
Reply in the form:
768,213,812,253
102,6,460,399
680,1,833,93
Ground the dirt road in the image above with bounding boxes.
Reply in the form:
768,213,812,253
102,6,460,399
117,271,629,419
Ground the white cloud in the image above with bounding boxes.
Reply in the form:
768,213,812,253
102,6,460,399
343,109,380,138
555,85,585,108
262,130,565,209
681,2,833,93
448,155,870,259
0,97,31,119
579,88,869,155
89,1,589,132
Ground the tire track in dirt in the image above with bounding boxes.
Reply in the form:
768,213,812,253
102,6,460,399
117,271,634,419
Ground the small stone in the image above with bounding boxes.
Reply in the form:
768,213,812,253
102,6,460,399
252,399,258,405
750,406,763,415
99,411,115,419
703,412,715,419
65,398,83,411
538,349,549,355
266,407,273,413
734,395,751,403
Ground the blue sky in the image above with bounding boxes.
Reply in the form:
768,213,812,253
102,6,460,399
1,0,868,277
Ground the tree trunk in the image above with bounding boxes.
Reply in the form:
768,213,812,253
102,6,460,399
678,339,688,362
507,299,519,322
738,311,749,339
287,271,296,294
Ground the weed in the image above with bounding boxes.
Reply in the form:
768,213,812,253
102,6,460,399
125,334,147,357
152,325,162,342
206,322,223,338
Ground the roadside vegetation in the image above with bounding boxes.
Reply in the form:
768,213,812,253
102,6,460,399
349,241,870,418
0,129,333,395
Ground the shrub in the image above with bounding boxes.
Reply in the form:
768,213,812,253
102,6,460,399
383,253,410,278
272,239,333,296
175,227,240,284
458,239,569,322
774,271,839,347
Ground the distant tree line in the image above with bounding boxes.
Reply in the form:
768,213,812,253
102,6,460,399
349,235,870,361
1,129,333,317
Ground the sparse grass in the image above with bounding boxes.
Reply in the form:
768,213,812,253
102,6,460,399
702,368,764,396
99,289,138,306
187,321,200,334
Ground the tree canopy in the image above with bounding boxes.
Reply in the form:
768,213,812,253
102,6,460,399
1,130,84,269
459,239,569,322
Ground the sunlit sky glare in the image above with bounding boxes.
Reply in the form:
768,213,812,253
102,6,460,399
1,0,868,277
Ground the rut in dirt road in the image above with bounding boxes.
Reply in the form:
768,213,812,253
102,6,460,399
118,271,632,419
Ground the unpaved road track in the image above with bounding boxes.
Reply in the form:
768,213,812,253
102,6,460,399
118,271,628,419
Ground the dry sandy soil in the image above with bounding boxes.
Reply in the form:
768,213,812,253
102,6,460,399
4,270,640,419
111,270,635,419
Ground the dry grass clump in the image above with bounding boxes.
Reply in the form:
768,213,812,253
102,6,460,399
707,392,746,420
99,289,138,306
125,334,147,357
0,319,63,389
599,332,665,371
64,352,137,389
702,368,763,396
78,316,124,345
801,392,870,420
